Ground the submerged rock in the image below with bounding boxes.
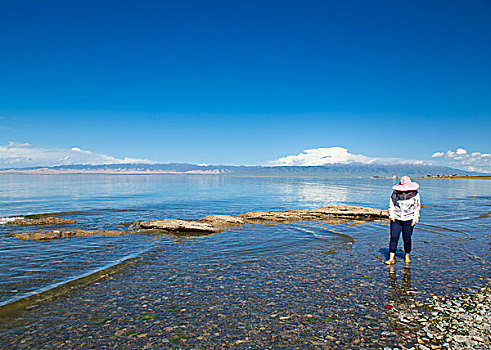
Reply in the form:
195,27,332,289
8,217,77,226
478,211,491,218
134,219,222,235
14,229,125,241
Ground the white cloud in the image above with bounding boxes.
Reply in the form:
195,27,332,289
8,141,31,147
266,146,424,167
268,146,490,173
0,142,156,168
267,147,374,166
430,148,490,173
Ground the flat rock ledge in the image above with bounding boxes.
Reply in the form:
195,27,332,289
237,206,387,223
13,206,387,240
131,219,222,235
131,206,387,235
199,215,246,227
14,229,126,241
8,217,77,226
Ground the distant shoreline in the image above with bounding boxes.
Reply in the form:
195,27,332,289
373,175,491,180
0,169,489,179
418,175,491,180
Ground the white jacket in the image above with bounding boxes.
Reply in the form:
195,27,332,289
388,191,421,223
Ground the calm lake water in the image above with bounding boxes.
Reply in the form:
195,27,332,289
0,175,490,349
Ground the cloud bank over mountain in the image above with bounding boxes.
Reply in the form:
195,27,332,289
266,147,424,167
1,142,489,173
0,142,155,168
432,148,491,173
266,147,373,166
266,146,489,173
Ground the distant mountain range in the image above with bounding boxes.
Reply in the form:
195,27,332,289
0,162,478,177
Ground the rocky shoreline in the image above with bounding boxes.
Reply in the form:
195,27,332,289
13,205,388,240
389,282,490,349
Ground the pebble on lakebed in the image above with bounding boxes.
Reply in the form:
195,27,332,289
388,282,491,350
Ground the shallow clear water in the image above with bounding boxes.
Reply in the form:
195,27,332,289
0,175,489,349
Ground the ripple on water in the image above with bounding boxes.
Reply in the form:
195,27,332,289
0,233,156,307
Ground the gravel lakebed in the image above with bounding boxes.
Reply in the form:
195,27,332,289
387,279,490,350
1,218,489,349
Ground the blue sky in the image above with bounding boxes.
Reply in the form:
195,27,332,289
0,1,490,169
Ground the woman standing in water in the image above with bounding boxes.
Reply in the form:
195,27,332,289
386,176,421,265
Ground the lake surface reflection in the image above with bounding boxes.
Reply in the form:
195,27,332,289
0,175,489,348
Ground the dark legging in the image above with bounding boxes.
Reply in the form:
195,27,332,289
389,220,414,253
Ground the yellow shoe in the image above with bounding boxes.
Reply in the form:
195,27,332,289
405,257,411,263
385,260,395,265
